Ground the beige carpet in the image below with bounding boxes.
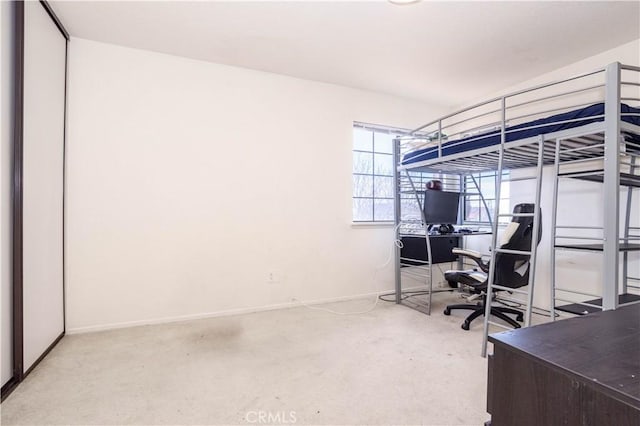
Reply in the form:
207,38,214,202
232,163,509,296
0,291,522,425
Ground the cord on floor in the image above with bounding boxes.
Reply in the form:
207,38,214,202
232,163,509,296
291,296,380,315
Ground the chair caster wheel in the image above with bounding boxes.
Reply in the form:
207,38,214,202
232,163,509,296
461,322,470,330
516,314,524,322
443,308,451,316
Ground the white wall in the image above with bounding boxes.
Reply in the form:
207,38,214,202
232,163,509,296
466,39,640,311
1,0,14,387
464,39,640,110
65,38,445,333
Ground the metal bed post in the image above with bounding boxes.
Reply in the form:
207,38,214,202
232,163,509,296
393,137,402,304
602,62,621,310
549,138,562,321
481,96,507,358
437,121,442,158
459,174,464,224
458,174,465,270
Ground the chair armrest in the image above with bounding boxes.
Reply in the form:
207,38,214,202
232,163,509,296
451,248,489,272
452,248,482,259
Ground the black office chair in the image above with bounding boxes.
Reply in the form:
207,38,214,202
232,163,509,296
443,203,542,330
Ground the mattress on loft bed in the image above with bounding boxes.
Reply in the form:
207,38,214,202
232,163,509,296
401,103,640,166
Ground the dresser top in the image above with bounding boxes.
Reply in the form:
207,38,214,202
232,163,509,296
489,304,640,407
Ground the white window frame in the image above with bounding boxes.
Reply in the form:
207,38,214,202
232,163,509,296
352,122,409,224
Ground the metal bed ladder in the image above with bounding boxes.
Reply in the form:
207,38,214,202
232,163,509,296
480,131,545,358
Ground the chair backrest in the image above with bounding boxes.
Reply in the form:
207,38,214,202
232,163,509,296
494,203,542,289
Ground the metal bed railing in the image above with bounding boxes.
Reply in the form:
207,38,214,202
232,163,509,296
396,63,640,172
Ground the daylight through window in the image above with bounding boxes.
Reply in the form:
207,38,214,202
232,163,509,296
352,125,402,222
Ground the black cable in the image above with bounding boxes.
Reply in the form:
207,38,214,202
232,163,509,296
378,290,434,302
378,295,402,302
378,289,455,302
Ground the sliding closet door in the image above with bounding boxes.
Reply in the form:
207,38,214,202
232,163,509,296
1,0,15,391
20,0,66,374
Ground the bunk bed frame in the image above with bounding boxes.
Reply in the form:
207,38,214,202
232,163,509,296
393,62,640,356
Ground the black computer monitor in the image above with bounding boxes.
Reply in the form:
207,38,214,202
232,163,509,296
423,189,460,224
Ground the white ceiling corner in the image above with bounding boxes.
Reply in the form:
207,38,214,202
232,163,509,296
50,1,640,108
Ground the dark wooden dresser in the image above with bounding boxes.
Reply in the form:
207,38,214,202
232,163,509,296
487,304,640,426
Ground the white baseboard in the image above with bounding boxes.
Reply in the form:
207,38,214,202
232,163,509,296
65,289,396,335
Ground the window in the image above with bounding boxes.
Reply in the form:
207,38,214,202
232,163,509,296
463,171,510,224
352,125,401,222
352,124,511,225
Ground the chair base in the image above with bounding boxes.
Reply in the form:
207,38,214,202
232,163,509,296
443,301,524,330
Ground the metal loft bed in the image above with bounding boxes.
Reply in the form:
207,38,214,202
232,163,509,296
392,62,640,356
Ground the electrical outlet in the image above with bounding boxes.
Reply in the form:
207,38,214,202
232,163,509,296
267,270,282,283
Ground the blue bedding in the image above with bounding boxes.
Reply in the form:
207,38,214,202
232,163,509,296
401,103,640,165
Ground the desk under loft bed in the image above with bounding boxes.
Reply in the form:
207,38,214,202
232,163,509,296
393,62,640,356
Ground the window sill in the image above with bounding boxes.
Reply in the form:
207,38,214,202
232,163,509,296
351,221,395,228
